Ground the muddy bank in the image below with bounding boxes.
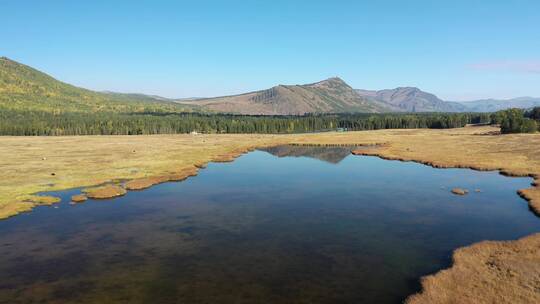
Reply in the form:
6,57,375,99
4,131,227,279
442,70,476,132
406,233,540,304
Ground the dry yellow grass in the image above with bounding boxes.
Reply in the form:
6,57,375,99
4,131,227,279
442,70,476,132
124,166,199,190
1,126,540,303
1,126,539,219
70,194,87,203
346,127,540,215
406,233,540,304
84,184,127,199
0,134,289,219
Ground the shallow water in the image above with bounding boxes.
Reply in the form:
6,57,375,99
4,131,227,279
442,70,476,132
1,146,539,304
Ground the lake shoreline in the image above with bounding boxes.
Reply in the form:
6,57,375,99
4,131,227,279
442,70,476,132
405,232,540,304
348,145,540,303
2,126,540,303
351,147,540,217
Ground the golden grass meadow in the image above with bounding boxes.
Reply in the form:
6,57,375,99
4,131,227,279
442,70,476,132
1,125,540,303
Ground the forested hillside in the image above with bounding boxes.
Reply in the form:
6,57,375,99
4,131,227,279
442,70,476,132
0,57,195,113
0,57,495,136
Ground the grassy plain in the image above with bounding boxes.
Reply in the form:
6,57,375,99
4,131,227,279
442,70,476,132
406,233,540,304
1,125,539,219
1,125,540,303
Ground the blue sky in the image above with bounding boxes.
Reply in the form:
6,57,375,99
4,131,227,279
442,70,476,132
2,0,539,100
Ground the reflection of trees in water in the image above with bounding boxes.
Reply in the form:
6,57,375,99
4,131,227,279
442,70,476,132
259,145,357,164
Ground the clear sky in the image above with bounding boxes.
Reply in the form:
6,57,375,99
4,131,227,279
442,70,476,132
2,0,539,100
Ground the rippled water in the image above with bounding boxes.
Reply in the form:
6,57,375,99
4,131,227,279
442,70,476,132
0,146,539,304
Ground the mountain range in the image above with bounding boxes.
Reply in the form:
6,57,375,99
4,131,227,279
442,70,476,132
0,57,194,113
179,77,395,115
1,57,539,115
456,97,540,112
182,80,540,114
355,87,466,113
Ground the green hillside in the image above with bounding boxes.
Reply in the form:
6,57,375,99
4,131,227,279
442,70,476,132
0,57,195,113
0,57,493,137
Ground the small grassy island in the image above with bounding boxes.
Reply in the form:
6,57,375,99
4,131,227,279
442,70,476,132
2,57,540,304
2,125,540,303
3,0,540,301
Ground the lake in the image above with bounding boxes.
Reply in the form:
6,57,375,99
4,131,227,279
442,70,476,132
0,145,539,304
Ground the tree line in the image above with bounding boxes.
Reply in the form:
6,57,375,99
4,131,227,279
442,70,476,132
0,109,491,136
491,108,540,134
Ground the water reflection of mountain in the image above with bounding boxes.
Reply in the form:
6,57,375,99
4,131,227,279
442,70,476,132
259,145,356,164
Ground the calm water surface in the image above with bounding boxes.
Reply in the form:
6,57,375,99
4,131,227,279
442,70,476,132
1,146,539,304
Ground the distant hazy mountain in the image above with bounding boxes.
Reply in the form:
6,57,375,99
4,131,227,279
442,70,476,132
457,97,540,112
4,56,537,115
0,57,196,113
355,87,540,113
180,77,396,115
356,87,466,112
100,91,174,102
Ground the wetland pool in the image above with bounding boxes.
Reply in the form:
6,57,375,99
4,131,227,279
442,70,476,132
0,145,539,304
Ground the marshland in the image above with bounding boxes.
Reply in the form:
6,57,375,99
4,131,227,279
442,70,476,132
2,1,540,303
1,126,540,303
